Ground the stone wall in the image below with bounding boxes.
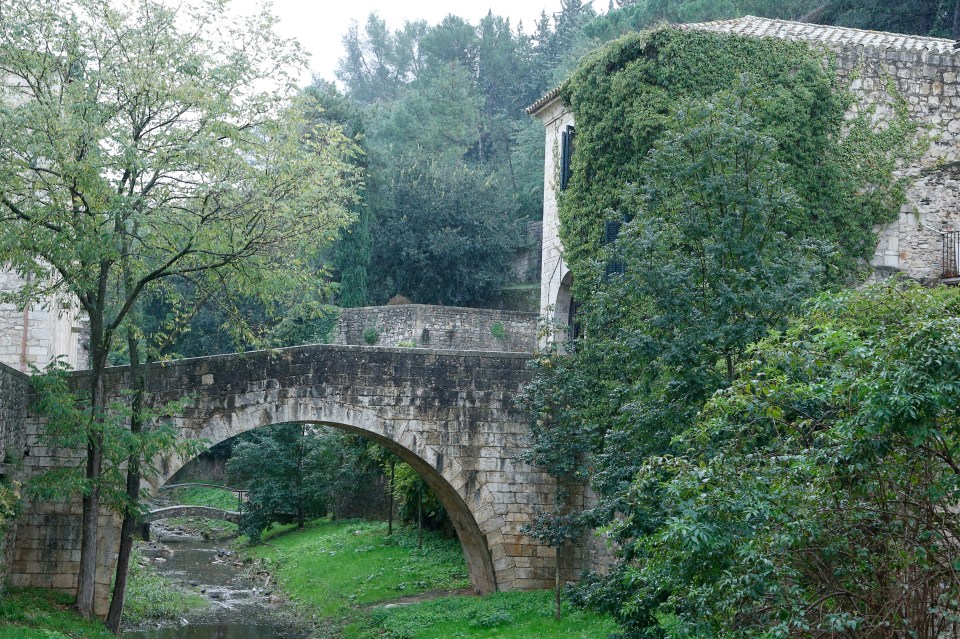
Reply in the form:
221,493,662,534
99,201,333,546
334,305,538,353
0,362,29,589
0,362,28,468
6,415,120,615
0,268,87,373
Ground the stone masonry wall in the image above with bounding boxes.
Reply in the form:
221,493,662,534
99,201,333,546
334,305,538,353
0,362,29,590
6,415,120,616
686,18,960,283
0,268,88,373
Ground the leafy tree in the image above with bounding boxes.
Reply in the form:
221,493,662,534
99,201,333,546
227,424,387,542
305,81,372,308
588,281,960,638
366,66,483,166
0,0,356,620
370,157,519,306
228,424,323,541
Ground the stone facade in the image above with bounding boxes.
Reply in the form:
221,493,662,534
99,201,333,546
0,268,87,373
530,16,960,316
334,305,538,353
6,344,584,616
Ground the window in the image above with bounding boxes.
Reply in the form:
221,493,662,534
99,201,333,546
559,125,575,190
603,218,625,278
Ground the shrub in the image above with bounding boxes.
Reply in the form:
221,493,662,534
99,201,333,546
362,327,379,345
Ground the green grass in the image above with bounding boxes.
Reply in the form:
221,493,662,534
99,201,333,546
244,518,617,639
348,590,618,639
123,547,208,624
170,485,241,511
0,588,113,639
246,519,470,617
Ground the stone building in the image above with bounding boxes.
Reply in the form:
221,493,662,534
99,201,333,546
529,16,960,323
0,268,87,373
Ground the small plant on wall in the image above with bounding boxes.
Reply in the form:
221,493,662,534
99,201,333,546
490,322,506,341
363,327,380,345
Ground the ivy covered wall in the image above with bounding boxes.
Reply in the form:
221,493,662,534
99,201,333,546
557,26,918,294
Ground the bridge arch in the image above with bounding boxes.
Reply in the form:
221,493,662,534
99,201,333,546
139,344,556,596
156,407,501,594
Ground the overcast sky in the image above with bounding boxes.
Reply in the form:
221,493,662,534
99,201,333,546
231,0,583,85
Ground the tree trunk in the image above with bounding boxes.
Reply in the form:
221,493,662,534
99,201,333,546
555,545,562,620
387,460,395,536
76,319,108,618
296,424,305,529
105,327,146,634
417,482,423,550
953,0,960,39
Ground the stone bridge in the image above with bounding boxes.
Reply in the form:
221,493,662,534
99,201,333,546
143,505,241,524
3,343,587,616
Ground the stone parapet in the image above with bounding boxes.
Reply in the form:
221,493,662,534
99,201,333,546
333,305,538,353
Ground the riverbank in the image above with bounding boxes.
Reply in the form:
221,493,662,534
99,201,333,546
250,519,617,638
0,588,113,639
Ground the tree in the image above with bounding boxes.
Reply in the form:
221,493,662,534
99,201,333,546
227,424,324,541
227,424,385,542
0,0,356,620
370,157,519,306
304,81,371,308
595,281,960,638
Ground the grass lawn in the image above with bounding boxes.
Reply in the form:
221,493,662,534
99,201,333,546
244,518,617,638
246,519,470,617
0,588,113,639
168,485,240,511
350,590,618,639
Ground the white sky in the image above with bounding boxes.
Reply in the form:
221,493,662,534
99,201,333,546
231,0,582,85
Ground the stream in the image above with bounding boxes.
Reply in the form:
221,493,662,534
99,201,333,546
123,524,308,639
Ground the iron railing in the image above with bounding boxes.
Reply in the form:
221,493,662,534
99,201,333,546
944,231,960,279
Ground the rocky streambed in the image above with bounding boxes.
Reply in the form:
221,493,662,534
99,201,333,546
123,522,308,639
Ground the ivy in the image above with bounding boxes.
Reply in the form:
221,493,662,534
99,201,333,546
558,27,918,291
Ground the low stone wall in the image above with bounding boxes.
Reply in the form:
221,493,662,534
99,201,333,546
334,305,538,353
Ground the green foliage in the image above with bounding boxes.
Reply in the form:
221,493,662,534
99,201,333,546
817,0,956,37
388,462,449,531
169,485,239,511
490,322,506,340
363,327,380,345
0,480,19,532
122,548,207,624
270,304,340,347
583,281,960,637
0,589,114,639
246,519,469,618
353,590,617,639
559,27,914,284
370,158,519,306
228,425,383,542
26,363,201,515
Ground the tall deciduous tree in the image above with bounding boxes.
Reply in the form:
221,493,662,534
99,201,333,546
0,0,357,621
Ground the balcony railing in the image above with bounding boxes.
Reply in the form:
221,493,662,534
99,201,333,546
944,231,960,279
